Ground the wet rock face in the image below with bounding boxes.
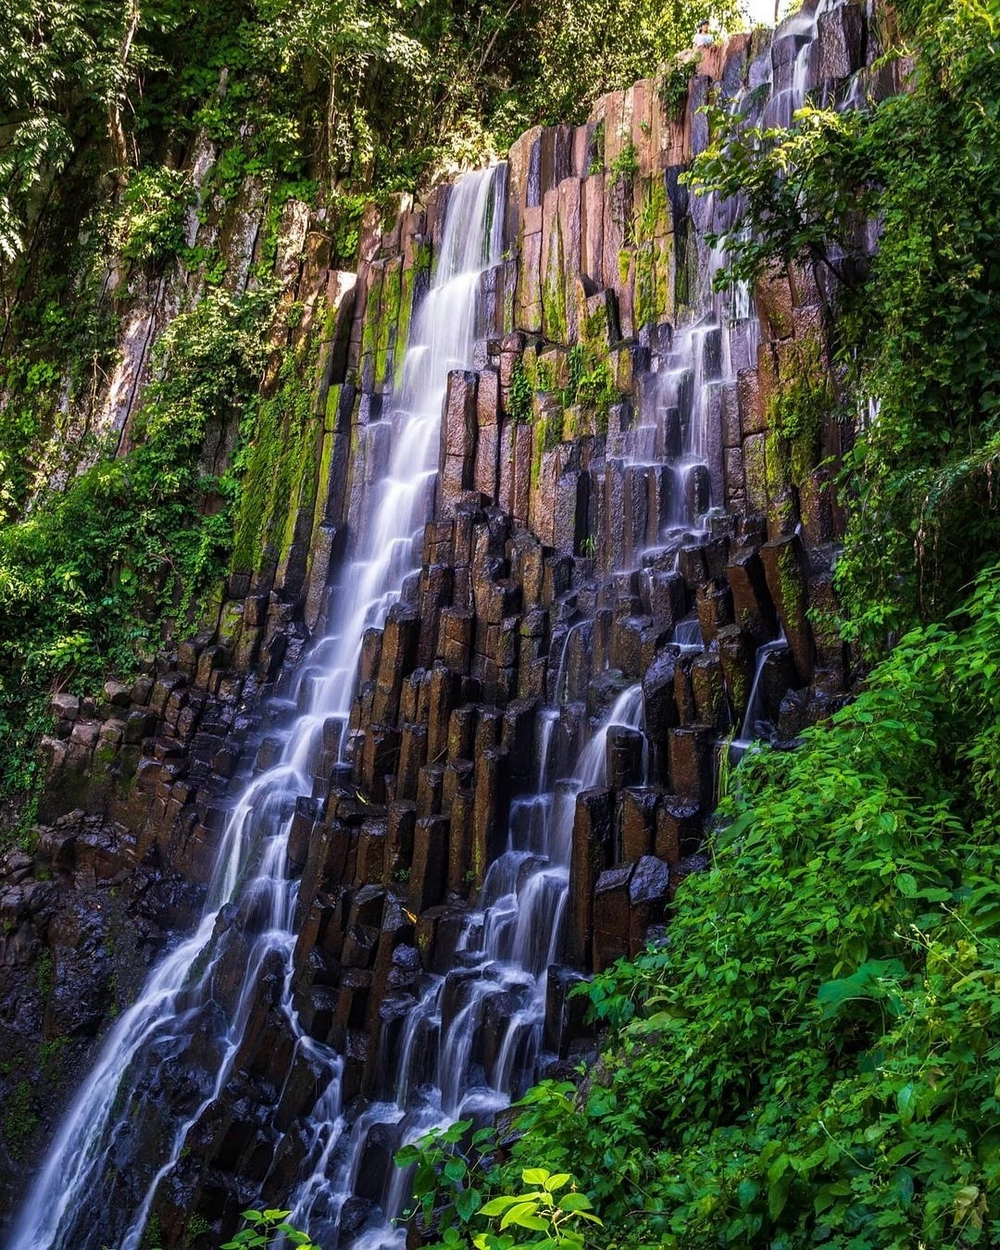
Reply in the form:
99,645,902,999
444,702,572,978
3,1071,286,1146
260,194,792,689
7,9,878,1241
0,812,189,1218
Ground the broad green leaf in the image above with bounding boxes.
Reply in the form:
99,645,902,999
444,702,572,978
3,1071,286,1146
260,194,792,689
559,1193,594,1212
480,1195,526,1216
455,1187,482,1221
500,1201,542,1230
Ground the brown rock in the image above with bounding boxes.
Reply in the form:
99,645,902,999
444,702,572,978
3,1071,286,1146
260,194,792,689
567,787,614,966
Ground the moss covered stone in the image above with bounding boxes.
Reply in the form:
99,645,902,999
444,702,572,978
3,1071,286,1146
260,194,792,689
542,216,569,346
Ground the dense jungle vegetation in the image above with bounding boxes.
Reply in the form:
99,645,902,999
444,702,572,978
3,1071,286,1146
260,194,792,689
0,0,733,819
399,0,1000,1244
3,0,1000,1240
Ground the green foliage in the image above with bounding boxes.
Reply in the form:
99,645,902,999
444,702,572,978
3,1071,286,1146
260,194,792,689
220,1208,317,1250
508,358,533,426
183,1213,212,1247
656,59,696,116
38,1036,69,1071
396,1117,499,1236
474,1170,603,1249
1,0,741,273
114,167,193,265
527,0,738,127
0,285,273,822
0,0,121,258
3,1079,38,1160
396,1127,602,1249
456,561,1000,1247
564,344,617,436
766,335,836,483
686,104,870,290
230,340,317,573
35,949,54,997
688,0,1000,653
609,143,640,186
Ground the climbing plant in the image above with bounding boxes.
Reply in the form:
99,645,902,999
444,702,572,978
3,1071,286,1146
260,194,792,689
687,0,1000,655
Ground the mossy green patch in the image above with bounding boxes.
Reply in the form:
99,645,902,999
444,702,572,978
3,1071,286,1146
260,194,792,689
542,218,569,345
374,257,403,390
231,322,322,575
764,428,793,502
535,348,569,394
394,264,417,391
508,357,533,426
618,247,633,289
530,403,563,490
3,1079,37,1161
766,335,834,486
674,218,695,313
563,342,618,437
634,235,675,329
359,264,384,368
36,949,54,997
634,176,671,244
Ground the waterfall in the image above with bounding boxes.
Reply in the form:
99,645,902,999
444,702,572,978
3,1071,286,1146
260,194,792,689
290,686,649,1249
7,2,861,1241
8,164,507,1250
731,635,789,751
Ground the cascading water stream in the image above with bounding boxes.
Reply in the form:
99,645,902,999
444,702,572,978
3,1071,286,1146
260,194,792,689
8,165,507,1250
9,7,860,1244
293,685,649,1249
729,634,789,754
623,0,836,557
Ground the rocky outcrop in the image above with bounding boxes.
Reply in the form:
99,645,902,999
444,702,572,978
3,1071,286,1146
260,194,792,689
1,3,892,1240
0,811,193,1214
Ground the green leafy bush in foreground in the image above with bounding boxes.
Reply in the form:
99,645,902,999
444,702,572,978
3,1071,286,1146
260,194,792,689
219,1207,317,1249
403,561,1000,1247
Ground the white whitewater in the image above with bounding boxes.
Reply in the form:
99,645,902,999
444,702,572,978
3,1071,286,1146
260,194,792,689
300,685,648,1249
9,5,852,1243
7,164,506,1250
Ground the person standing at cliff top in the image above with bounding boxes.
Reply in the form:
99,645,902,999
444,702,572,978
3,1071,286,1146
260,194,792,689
694,19,716,45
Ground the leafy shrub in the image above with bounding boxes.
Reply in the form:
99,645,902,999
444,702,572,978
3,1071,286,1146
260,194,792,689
114,167,193,266
220,1207,316,1249
482,562,1000,1247
687,0,1000,654
0,285,274,822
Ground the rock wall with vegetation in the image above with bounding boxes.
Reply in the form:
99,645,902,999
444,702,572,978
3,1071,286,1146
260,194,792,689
3,0,1000,1240
0,11,880,1234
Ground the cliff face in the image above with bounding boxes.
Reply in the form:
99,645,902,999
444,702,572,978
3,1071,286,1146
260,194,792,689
0,4,894,1240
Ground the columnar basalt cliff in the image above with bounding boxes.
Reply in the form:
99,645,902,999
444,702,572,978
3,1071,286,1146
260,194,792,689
0,3,900,1244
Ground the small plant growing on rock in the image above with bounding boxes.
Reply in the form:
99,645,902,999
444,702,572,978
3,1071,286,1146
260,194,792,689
609,140,639,186
656,58,695,115
507,358,533,426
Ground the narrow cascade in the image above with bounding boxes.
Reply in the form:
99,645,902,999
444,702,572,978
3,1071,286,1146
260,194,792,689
730,634,790,752
293,685,649,1249
7,165,507,1250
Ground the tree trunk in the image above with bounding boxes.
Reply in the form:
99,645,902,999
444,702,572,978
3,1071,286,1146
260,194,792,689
108,0,141,178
